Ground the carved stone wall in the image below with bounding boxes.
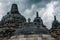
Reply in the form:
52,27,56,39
9,34,55,40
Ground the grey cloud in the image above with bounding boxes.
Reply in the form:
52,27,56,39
54,1,60,22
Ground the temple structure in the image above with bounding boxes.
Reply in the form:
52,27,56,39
50,16,60,40
0,3,59,40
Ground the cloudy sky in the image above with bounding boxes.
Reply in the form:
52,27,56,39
0,0,60,29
